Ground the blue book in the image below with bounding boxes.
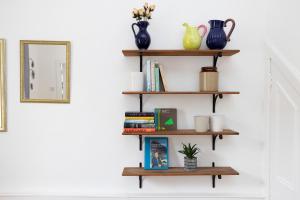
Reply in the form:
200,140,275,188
144,137,169,170
146,60,151,91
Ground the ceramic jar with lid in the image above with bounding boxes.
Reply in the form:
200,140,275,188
200,67,218,91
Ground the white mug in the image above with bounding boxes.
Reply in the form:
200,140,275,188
130,72,144,91
194,115,209,132
210,115,224,132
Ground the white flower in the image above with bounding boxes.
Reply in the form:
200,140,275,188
133,8,139,15
144,2,149,8
138,8,144,16
150,4,155,11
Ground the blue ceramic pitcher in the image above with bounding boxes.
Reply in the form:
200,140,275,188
132,21,151,50
206,19,235,49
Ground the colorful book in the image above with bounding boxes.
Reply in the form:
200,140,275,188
124,123,155,128
125,116,154,120
125,112,154,117
155,108,162,130
124,128,155,133
124,119,155,123
144,137,169,170
155,108,177,131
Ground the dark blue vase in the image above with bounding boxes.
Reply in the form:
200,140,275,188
206,19,235,50
132,21,151,50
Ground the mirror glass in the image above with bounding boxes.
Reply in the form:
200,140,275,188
0,39,6,131
20,41,70,103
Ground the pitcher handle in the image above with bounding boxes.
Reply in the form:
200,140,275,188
197,24,207,37
131,23,138,38
224,18,235,41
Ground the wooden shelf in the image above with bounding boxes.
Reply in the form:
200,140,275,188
122,91,240,95
122,49,240,57
122,166,239,176
122,129,239,136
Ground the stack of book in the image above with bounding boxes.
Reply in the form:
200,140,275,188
145,60,168,92
124,112,155,133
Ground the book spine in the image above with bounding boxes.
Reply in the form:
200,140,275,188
125,112,154,117
154,108,159,130
124,120,155,123
124,128,155,133
125,116,154,120
154,64,160,92
146,60,151,91
157,109,161,130
124,123,155,128
151,61,155,91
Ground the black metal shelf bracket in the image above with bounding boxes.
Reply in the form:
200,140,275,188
139,94,143,112
212,134,223,151
139,162,143,189
212,162,222,188
212,93,223,113
139,135,143,151
213,52,223,68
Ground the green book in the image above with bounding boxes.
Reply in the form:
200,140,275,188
155,108,177,131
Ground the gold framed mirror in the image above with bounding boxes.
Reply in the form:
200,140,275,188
0,39,7,131
20,40,70,103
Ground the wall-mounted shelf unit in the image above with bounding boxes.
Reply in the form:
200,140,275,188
122,49,240,69
122,49,240,57
123,162,239,188
122,49,240,189
122,91,240,114
122,91,240,95
123,129,239,151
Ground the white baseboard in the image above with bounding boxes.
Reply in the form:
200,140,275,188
0,194,266,200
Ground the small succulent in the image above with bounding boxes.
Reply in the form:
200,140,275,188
178,143,200,159
132,2,156,21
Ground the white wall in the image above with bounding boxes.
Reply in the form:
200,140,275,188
266,0,300,70
0,0,266,199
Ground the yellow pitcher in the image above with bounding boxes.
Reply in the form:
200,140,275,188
183,23,207,50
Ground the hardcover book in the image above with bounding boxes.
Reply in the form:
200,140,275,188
158,64,167,91
144,137,168,170
145,60,151,91
125,112,154,117
155,108,177,131
154,63,160,92
125,116,154,120
124,128,155,133
124,123,155,128
124,119,155,124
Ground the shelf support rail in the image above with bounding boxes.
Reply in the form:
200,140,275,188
212,162,222,188
212,134,223,151
212,93,223,113
139,135,143,151
139,54,144,113
139,162,143,189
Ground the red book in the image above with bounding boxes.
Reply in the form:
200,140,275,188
124,128,155,133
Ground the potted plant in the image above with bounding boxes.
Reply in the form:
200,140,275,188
178,143,200,171
131,3,156,50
